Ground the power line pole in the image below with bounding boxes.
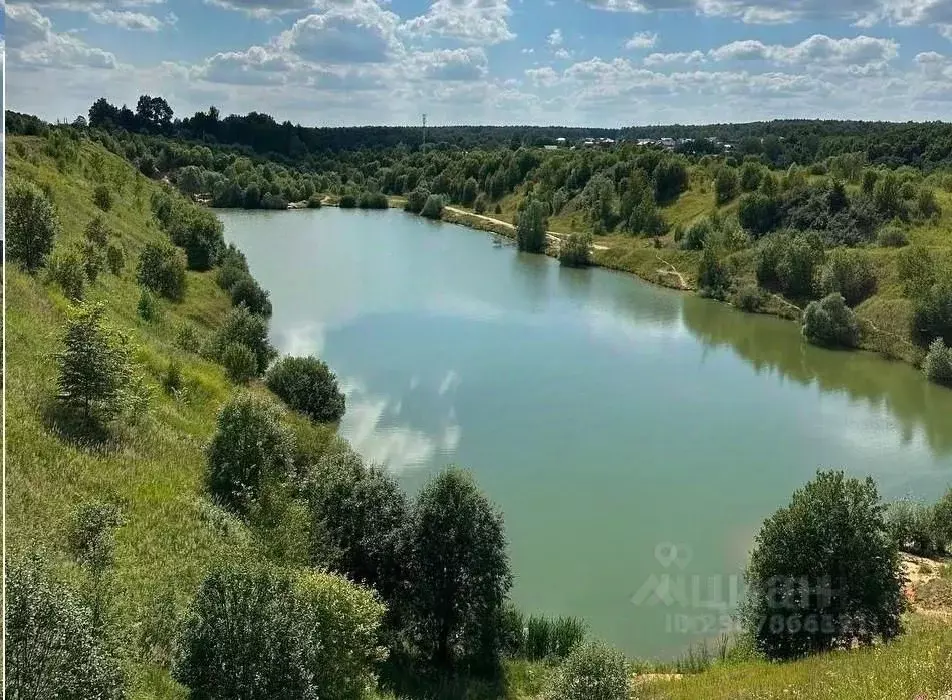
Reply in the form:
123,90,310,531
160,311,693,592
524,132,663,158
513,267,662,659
422,113,427,153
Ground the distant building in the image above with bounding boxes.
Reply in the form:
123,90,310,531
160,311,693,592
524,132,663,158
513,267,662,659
555,137,567,145
543,144,558,150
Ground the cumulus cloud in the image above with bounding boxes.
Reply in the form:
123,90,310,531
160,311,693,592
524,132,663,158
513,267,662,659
90,9,168,30
548,28,563,46
625,31,658,49
708,34,899,65
643,50,706,65
204,0,316,16
276,1,402,64
410,48,489,81
7,4,120,69
402,0,515,44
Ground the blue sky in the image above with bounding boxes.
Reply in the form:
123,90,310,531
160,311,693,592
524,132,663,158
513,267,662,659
4,0,952,127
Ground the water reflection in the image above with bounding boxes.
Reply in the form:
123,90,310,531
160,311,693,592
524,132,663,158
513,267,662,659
681,298,952,458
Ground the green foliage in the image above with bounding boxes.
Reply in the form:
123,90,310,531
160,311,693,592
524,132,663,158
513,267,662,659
519,615,586,661
546,641,630,700
697,243,731,299
819,248,877,306
462,177,479,206
213,306,277,376
715,166,740,205
421,194,445,219
174,322,202,353
404,188,429,214
473,193,488,214
740,162,765,192
205,392,295,515
742,470,905,661
166,206,225,271
932,488,952,552
916,188,942,221
802,293,861,348
406,467,512,669
55,302,133,427
913,282,952,346
653,158,689,204
93,184,113,211
161,358,184,395
67,500,126,575
136,241,186,301
221,342,257,384
6,553,126,700
215,243,251,292
307,193,323,208
105,243,125,275
876,225,908,248
757,232,824,298
137,289,161,323
7,179,60,271
173,564,385,700
358,191,389,209
732,284,767,313
897,245,936,298
339,193,357,208
265,355,346,423
873,172,906,221
923,338,952,387
885,498,941,556
229,274,273,318
48,247,87,300
681,218,712,250
559,233,593,268
517,199,547,253
737,192,780,237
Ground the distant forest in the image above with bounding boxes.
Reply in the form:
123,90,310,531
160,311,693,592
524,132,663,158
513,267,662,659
6,95,952,169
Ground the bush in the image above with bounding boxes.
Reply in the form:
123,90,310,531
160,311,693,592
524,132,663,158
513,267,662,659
546,641,630,700
48,248,87,300
358,191,389,209
802,293,860,348
404,188,429,214
740,162,764,192
265,356,346,423
206,392,294,514
136,242,186,301
697,244,730,299
732,284,767,312
777,234,824,299
559,233,592,268
93,184,113,211
737,193,779,237
6,554,125,700
517,199,547,253
307,193,323,208
520,615,586,660
897,245,935,298
742,470,904,660
715,167,740,205
213,306,277,376
174,564,385,700
229,274,273,318
473,193,488,214
913,283,952,346
819,248,877,306
137,289,161,323
652,158,689,204
406,467,512,669
420,194,444,219
339,193,357,208
917,188,942,221
877,225,908,247
885,498,940,556
932,488,952,553
923,338,952,387
162,359,184,395
56,302,133,427
7,179,60,271
221,342,257,384
681,218,712,251
175,322,202,354
106,242,125,275
167,206,224,271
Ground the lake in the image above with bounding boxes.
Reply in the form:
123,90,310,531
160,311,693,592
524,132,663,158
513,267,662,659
221,207,952,660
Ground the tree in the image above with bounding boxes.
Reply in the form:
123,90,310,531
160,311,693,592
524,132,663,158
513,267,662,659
923,338,952,387
420,194,444,219
205,392,295,515
7,179,60,271
229,274,273,318
714,166,740,205
546,641,629,700
49,248,88,300
913,283,952,346
93,185,113,212
66,500,125,631
819,248,877,306
802,293,860,348
742,470,905,660
697,243,731,299
517,199,547,253
221,342,257,384
652,158,689,204
777,233,824,298
897,245,935,298
174,564,385,700
559,233,592,268
406,467,512,669
461,177,478,206
404,188,429,214
213,306,277,376
136,242,186,301
6,553,125,700
740,162,764,192
265,355,346,423
737,193,779,237
167,207,224,271
55,303,132,427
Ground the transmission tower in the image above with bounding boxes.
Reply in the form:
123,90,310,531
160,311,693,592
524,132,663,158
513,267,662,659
422,113,427,153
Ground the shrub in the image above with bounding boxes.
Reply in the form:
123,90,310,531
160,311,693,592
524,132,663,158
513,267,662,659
265,355,346,423
161,359,185,395
897,245,935,298
420,194,444,219
136,242,186,301
229,274,273,318
93,184,113,211
66,500,125,575
714,166,740,205
681,218,712,250
55,302,133,429
358,191,389,209
474,193,488,214
175,322,202,354
174,564,385,700
652,158,689,204
406,467,511,669
167,206,224,271
84,215,110,247
923,338,952,387
932,488,952,553
307,193,323,208
517,199,547,253
732,284,767,312
877,225,908,247
48,248,87,300
404,188,429,214
546,641,630,700
697,244,731,299
260,192,288,210
106,243,125,275
6,553,125,700
7,179,60,271
137,289,161,323
737,193,779,237
802,293,860,348
913,283,952,346
205,392,294,514
339,193,357,208
741,470,905,661
213,306,277,376
221,342,257,384
819,248,877,306
777,234,824,299
216,244,250,292
559,233,592,268
917,188,942,221
885,498,940,556
740,162,764,192
521,615,586,660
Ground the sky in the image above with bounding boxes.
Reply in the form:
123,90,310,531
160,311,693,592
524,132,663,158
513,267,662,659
3,0,952,128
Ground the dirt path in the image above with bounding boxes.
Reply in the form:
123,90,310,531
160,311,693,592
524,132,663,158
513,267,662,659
655,255,689,290
443,206,611,251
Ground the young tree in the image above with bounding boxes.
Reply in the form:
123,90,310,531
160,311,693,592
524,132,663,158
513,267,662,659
406,467,512,669
819,248,877,306
229,274,273,318
55,302,132,427
714,166,740,205
7,179,60,271
136,241,186,301
697,243,731,299
742,470,905,660
913,282,952,346
174,564,385,700
213,306,277,376
265,355,346,423
546,641,630,700
206,392,294,515
559,233,593,268
517,199,547,253
420,194,444,219
923,338,952,387
66,500,126,632
802,293,861,348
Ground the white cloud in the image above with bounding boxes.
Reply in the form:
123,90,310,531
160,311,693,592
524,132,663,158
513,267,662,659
410,48,488,81
7,4,120,69
402,0,515,44
204,0,315,16
548,28,563,46
90,10,167,31
643,50,706,65
276,1,402,65
709,34,899,66
554,47,572,59
525,65,559,86
625,31,658,49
